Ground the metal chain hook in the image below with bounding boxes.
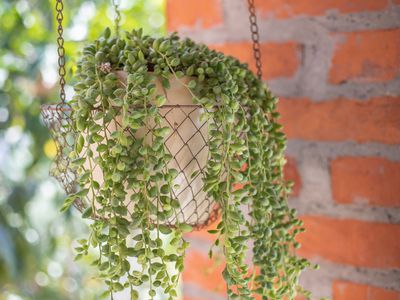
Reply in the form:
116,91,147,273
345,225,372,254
247,0,263,80
55,0,66,103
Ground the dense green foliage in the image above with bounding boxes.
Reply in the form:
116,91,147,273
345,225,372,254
66,28,311,299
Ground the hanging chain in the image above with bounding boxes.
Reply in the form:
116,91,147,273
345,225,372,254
55,0,66,103
247,0,263,79
112,0,121,36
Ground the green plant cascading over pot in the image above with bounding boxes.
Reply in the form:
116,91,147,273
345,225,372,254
65,28,313,300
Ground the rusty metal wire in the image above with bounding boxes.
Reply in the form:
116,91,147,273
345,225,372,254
41,104,220,230
146,105,220,229
41,105,85,211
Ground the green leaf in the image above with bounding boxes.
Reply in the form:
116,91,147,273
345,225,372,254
60,200,74,213
176,70,184,78
112,173,121,182
155,95,167,107
103,27,111,39
152,39,160,51
191,170,199,179
132,234,143,241
158,224,172,235
130,290,139,300
128,52,136,64
161,77,170,89
131,111,145,119
170,58,180,66
138,50,145,61
117,162,126,171
186,65,194,76
154,127,171,137
113,88,125,98
111,97,123,107
159,40,170,52
188,80,196,89
82,206,93,218
76,188,89,197
91,133,104,143
148,186,158,198
72,157,85,166
113,282,124,291
99,290,111,299
178,224,193,233
76,134,84,154
160,184,169,194
96,144,108,152
168,168,179,179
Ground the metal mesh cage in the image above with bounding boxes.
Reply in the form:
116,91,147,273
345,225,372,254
41,103,220,230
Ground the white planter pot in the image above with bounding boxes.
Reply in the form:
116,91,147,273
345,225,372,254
85,73,214,227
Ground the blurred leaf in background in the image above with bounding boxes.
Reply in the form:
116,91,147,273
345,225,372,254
0,0,165,299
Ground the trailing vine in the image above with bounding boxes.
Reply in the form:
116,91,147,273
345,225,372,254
63,28,312,299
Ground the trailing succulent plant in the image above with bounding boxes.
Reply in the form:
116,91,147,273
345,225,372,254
64,27,313,299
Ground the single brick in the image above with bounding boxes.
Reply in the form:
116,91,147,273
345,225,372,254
333,280,400,300
183,250,226,295
329,29,400,83
277,97,400,144
255,0,389,19
167,0,223,31
210,42,300,80
285,156,301,197
297,216,400,268
332,157,400,207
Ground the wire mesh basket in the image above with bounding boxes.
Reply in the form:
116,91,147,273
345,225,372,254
41,101,220,230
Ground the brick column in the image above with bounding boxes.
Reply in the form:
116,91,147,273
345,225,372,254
166,1,400,299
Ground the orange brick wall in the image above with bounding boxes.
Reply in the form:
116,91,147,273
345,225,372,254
166,0,400,299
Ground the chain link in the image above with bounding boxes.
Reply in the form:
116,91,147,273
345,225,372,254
247,0,263,79
54,0,260,103
112,0,121,36
55,0,66,103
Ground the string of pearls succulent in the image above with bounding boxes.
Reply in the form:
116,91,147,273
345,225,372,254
63,28,312,299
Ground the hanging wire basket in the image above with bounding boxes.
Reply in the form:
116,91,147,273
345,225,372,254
41,98,220,230
47,0,222,230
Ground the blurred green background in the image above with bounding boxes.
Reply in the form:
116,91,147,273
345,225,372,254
0,1,165,299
